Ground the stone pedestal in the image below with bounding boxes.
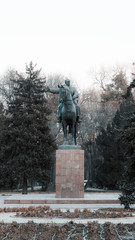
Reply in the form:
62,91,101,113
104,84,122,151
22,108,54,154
56,147,84,198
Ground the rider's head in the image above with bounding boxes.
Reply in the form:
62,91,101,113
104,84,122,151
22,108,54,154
65,79,70,87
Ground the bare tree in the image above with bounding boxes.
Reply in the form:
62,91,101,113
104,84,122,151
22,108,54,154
0,69,18,107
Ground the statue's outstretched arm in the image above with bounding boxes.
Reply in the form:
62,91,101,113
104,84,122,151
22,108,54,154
49,88,59,94
45,86,59,94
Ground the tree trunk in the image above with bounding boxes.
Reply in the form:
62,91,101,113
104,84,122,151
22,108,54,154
22,174,27,194
31,180,34,192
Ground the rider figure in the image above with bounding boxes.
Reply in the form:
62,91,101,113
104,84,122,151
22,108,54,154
58,79,81,123
46,79,81,123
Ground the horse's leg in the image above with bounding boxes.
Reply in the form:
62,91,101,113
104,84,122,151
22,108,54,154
63,120,67,145
71,119,76,145
74,122,77,145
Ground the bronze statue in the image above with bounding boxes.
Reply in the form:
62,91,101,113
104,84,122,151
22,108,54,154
45,79,81,145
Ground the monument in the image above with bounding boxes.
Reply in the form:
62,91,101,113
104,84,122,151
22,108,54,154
45,79,84,198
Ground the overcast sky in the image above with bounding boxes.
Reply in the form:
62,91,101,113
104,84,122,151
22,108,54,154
0,0,135,89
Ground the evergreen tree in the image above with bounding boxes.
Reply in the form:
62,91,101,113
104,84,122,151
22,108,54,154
1,62,56,194
100,70,127,126
0,103,9,189
96,123,124,189
96,77,135,195
96,93,134,189
101,70,127,104
118,83,135,208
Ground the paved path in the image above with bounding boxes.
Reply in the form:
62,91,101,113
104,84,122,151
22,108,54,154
0,192,121,207
0,192,135,224
0,192,121,201
0,192,123,210
0,212,135,224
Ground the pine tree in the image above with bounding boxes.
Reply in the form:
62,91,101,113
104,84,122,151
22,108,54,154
0,103,8,189
101,70,127,104
97,77,135,205
118,96,135,208
96,93,134,189
96,123,124,189
1,62,56,194
100,70,127,126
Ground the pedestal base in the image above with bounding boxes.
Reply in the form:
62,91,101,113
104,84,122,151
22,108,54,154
56,147,84,198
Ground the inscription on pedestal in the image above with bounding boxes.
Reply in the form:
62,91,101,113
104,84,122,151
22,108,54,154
56,148,84,198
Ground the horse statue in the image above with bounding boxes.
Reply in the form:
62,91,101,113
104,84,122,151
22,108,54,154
58,85,77,145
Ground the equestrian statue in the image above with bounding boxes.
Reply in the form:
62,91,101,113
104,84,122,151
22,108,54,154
45,79,81,145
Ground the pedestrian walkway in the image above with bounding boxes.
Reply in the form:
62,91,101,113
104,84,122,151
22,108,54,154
2,192,121,206
0,192,135,224
1,212,135,224
0,191,129,210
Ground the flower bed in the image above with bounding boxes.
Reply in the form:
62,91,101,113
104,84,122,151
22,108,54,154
0,221,135,239
15,206,133,219
0,206,133,219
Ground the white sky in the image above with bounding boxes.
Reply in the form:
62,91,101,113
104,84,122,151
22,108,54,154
0,0,135,89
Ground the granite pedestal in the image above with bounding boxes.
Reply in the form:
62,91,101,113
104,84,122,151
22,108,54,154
56,146,84,198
